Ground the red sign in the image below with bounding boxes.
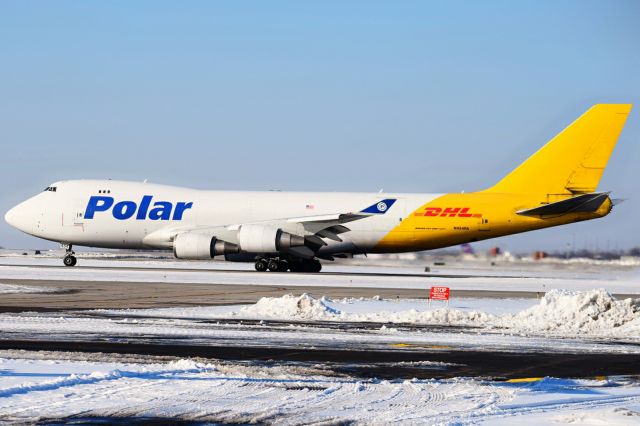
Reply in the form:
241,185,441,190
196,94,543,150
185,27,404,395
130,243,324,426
430,286,450,301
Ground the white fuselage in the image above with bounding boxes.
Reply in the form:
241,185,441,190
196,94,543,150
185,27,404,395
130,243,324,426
5,180,438,255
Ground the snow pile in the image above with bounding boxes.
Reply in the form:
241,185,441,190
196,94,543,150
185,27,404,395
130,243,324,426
503,289,640,335
231,290,640,337
235,293,341,320
235,293,495,326
348,307,495,326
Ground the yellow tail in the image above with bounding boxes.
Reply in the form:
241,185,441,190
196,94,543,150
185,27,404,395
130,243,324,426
486,104,632,195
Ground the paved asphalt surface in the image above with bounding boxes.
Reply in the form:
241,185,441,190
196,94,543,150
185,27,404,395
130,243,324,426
1,338,638,380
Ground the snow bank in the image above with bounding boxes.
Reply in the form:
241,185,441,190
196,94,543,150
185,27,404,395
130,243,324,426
236,293,340,320
502,289,640,335
235,293,495,326
232,290,640,338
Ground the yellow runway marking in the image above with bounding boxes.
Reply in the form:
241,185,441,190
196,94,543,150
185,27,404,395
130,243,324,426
506,377,544,383
390,343,452,349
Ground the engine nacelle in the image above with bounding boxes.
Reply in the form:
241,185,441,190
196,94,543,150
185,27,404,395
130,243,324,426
173,232,238,259
237,224,305,253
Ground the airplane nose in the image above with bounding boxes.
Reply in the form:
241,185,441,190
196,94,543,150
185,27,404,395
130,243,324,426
5,202,32,233
4,206,18,228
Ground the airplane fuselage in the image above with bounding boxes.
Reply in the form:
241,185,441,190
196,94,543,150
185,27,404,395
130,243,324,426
5,179,611,255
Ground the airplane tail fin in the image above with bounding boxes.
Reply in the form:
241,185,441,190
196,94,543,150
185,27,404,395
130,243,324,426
485,104,632,195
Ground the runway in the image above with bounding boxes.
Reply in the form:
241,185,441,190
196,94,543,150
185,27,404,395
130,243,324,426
3,262,539,279
0,278,549,311
0,257,638,310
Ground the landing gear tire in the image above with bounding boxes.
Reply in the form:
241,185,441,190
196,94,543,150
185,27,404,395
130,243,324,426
277,260,289,272
267,260,280,272
255,259,268,272
310,260,322,273
61,243,76,267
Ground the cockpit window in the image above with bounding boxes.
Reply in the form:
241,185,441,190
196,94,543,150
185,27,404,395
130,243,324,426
43,186,57,192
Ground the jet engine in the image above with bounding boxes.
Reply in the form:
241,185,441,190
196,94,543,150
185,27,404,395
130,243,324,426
237,224,325,257
173,232,239,260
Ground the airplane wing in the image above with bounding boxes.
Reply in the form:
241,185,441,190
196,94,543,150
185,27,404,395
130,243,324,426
143,198,398,248
234,198,398,241
288,198,396,236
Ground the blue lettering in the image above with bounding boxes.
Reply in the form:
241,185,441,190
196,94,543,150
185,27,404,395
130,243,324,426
173,202,193,220
84,196,114,219
136,195,153,220
84,195,194,220
149,201,172,220
113,201,137,220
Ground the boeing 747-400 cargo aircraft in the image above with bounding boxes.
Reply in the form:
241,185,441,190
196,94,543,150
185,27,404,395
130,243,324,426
5,104,632,272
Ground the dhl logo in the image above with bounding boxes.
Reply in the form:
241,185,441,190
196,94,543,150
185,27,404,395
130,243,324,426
414,207,483,218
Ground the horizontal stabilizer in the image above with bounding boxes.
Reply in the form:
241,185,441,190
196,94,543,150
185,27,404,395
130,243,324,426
516,193,610,217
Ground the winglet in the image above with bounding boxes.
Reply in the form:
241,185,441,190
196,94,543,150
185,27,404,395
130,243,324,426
360,199,397,214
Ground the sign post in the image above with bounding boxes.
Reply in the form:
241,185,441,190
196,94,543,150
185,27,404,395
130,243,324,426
429,286,450,307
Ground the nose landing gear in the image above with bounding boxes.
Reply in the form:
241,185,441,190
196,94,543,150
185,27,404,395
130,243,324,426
62,244,77,267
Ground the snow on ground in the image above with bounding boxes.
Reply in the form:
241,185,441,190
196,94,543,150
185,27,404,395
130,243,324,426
3,308,629,355
1,256,639,294
1,256,640,423
1,355,639,425
104,289,640,340
0,291,638,356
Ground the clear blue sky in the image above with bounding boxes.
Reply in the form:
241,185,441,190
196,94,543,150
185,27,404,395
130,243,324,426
1,1,638,253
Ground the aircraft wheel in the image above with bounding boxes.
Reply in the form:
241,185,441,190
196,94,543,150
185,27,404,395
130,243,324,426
63,255,77,267
255,259,268,272
267,259,280,272
310,260,322,273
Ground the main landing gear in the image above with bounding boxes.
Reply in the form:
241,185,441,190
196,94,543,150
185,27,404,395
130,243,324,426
254,257,322,273
62,244,77,267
